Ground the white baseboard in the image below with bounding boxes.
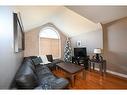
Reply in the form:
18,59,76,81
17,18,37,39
94,68,127,79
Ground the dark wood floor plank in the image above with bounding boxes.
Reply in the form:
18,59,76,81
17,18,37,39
53,69,127,89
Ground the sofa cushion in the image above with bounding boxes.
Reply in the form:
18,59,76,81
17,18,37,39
24,57,34,64
35,65,50,71
32,57,43,65
35,65,53,80
51,78,69,89
35,65,69,89
38,57,43,63
15,64,38,89
35,65,56,84
29,56,38,59
35,77,69,89
23,59,36,72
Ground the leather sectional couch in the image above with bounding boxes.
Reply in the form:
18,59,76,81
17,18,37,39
12,56,69,89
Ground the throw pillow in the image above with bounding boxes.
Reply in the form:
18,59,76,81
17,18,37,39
32,57,42,65
40,55,51,65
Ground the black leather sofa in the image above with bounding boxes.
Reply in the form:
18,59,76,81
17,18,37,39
12,56,69,89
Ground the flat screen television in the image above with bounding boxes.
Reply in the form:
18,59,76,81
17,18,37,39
74,47,87,57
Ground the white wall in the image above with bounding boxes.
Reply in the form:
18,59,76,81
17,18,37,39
103,18,127,75
0,7,23,89
70,23,103,57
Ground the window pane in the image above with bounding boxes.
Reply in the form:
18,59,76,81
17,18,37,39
40,28,59,39
39,27,60,58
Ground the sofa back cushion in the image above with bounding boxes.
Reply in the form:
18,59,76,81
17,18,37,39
24,57,34,64
15,64,38,89
31,57,43,65
24,61,36,74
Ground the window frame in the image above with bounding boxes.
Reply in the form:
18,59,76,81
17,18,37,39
39,26,61,59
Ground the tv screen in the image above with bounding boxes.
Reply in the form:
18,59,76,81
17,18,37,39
74,48,87,57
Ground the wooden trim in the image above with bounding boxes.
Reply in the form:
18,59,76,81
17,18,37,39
94,67,127,79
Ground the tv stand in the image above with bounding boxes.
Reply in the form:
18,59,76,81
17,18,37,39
72,56,89,69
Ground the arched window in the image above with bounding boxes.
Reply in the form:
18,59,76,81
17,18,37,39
39,27,61,59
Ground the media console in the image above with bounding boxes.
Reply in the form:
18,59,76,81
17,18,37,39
72,47,89,69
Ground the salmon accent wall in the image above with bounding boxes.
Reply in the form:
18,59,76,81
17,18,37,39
24,23,67,60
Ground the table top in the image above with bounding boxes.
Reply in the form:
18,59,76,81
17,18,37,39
56,63,85,74
90,59,106,63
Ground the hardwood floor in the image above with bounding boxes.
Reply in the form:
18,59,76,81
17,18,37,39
53,69,127,89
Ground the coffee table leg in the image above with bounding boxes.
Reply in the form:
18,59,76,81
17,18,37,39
56,66,58,71
71,75,75,87
104,61,106,73
89,61,91,71
93,62,95,70
99,63,103,76
82,69,86,80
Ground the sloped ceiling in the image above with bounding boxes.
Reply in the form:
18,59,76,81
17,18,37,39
66,6,127,24
13,6,99,37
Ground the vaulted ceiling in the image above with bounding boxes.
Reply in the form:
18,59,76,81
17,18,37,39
13,6,127,37
13,6,98,37
66,6,127,24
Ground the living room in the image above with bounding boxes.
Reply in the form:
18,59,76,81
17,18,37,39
0,5,127,90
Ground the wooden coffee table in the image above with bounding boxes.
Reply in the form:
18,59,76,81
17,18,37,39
56,63,86,87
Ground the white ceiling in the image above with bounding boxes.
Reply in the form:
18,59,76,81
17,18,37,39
12,6,127,37
66,6,127,24
12,6,99,37
13,6,61,32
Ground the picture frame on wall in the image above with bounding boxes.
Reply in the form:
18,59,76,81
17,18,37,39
13,13,25,53
77,41,82,47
